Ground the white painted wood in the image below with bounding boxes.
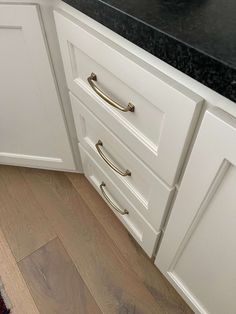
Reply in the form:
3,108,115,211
70,92,174,231
155,108,236,313
54,9,203,185
0,4,75,170
57,2,236,184
80,144,160,257
0,0,83,172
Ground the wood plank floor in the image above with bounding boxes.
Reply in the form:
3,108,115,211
0,165,193,314
0,227,39,314
0,166,56,261
19,238,102,314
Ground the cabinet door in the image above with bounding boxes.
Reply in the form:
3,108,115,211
0,4,75,170
155,108,236,314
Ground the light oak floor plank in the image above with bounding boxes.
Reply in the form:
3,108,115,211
0,165,56,261
67,172,193,314
0,227,39,314
19,238,102,314
21,167,171,314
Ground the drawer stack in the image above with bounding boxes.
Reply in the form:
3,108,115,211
54,9,203,257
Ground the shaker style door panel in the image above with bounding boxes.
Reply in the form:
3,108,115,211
54,9,203,185
155,108,236,314
0,4,75,170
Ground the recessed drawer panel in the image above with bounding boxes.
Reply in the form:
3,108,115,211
55,10,203,185
70,93,174,231
80,144,160,257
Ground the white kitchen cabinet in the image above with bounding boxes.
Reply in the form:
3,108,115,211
0,4,75,170
54,8,203,186
53,5,205,259
53,7,236,309
155,108,236,313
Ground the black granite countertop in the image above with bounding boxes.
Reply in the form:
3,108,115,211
63,0,236,102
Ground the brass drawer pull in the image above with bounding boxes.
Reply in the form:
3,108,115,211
87,73,135,112
95,140,131,177
100,182,129,215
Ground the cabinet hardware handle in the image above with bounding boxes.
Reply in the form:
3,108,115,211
87,73,135,112
100,182,129,215
96,140,131,177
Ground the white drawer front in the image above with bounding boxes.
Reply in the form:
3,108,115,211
55,10,203,185
80,144,160,257
70,93,174,231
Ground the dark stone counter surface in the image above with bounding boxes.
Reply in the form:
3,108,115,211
63,0,236,102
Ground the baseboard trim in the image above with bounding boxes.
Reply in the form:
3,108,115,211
0,152,62,163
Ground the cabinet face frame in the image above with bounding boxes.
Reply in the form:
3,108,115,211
155,108,236,313
0,4,75,170
54,9,203,186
